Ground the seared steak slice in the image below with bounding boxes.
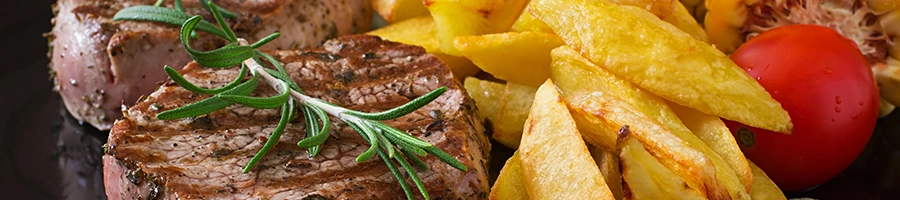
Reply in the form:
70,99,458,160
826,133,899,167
103,35,491,199
50,0,372,130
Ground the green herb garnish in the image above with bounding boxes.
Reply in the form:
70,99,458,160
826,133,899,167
113,2,465,199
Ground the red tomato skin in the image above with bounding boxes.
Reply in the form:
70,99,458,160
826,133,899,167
726,24,879,191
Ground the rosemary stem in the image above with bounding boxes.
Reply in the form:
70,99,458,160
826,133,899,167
239,40,288,94
238,39,360,124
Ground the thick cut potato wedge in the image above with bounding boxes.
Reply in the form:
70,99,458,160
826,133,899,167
589,146,624,200
489,151,530,200
425,0,528,56
550,45,750,199
464,77,505,122
531,0,793,134
662,1,708,42
617,126,706,200
509,1,554,33
611,0,676,18
607,0,704,41
494,83,538,147
463,77,537,148
519,80,614,199
366,16,437,49
437,54,479,78
367,16,479,78
372,0,431,23
670,103,753,191
454,32,565,87
749,161,787,200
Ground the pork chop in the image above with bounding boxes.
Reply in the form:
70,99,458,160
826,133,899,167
50,0,372,130
103,35,491,199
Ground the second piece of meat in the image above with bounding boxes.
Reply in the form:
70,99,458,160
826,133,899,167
49,0,372,130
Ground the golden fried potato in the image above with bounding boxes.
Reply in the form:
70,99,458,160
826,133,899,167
438,54,480,78
425,0,528,56
749,161,787,200
589,146,624,200
611,0,676,18
367,16,479,78
670,103,753,191
372,0,430,23
464,77,505,122
463,77,537,148
662,1,708,42
608,0,701,41
454,32,564,87
617,126,706,200
489,151,530,200
367,16,437,48
494,83,538,147
550,45,750,199
509,1,554,33
550,45,653,151
531,0,793,134
520,80,614,199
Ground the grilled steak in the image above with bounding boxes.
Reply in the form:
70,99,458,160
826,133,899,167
103,35,491,199
50,0,372,130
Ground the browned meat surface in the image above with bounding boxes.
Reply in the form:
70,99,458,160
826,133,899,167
102,35,491,199
50,0,372,130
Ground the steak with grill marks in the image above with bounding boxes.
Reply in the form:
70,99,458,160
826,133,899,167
102,35,491,199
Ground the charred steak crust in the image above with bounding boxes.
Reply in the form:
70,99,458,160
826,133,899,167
51,0,372,130
103,35,491,199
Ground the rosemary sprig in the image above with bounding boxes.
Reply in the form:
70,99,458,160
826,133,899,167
113,2,466,199
114,5,229,39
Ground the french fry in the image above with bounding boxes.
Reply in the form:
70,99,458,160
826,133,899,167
550,46,714,197
494,83,538,147
366,16,480,78
550,45,659,151
366,16,437,49
509,1,554,33
670,102,753,191
611,0,676,18
609,0,706,41
531,0,793,134
519,80,614,199
425,0,528,56
463,77,537,148
662,1,709,42
589,146,624,200
372,0,431,23
454,32,565,87
489,151,530,200
464,77,505,122
617,126,706,200
550,45,750,199
749,161,788,200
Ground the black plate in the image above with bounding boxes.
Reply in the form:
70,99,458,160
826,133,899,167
3,1,900,199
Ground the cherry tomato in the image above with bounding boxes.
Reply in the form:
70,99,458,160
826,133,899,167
725,24,879,191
